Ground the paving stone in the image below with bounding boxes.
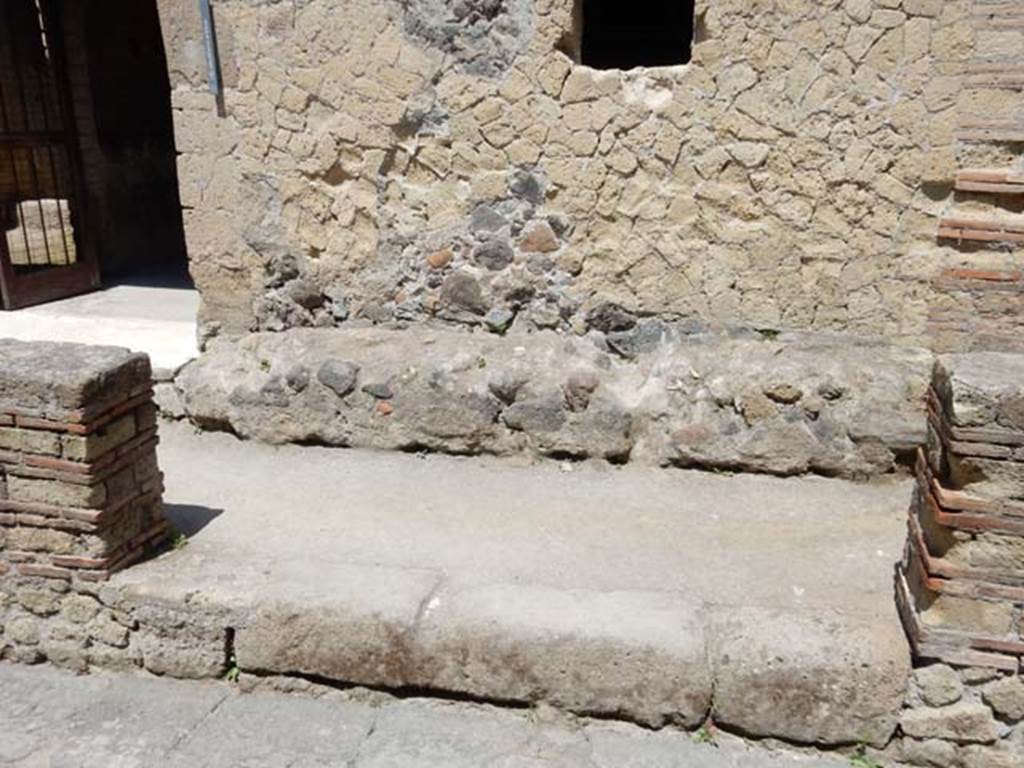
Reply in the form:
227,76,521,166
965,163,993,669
0,663,858,767
165,691,374,768
355,701,539,768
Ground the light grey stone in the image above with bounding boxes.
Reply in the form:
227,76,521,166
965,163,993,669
89,616,131,648
508,169,544,205
502,391,567,433
8,616,41,645
233,563,442,689
355,701,539,768
948,453,1024,501
934,353,1024,434
474,240,515,271
61,595,100,625
17,588,61,617
982,676,1024,722
165,692,374,768
316,359,360,398
412,584,712,727
91,415,912,750
362,381,394,400
709,607,910,747
960,744,1024,768
0,339,151,420
484,307,515,334
470,205,508,235
900,737,958,768
900,702,1001,744
915,664,964,707
47,670,228,765
440,272,488,315
154,381,187,419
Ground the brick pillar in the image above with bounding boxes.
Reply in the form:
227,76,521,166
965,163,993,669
897,352,1024,672
0,340,167,585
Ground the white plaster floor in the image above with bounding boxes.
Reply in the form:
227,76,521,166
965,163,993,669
0,284,199,373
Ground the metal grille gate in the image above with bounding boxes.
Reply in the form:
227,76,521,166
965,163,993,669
0,0,97,309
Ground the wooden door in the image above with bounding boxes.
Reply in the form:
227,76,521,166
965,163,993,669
0,0,98,310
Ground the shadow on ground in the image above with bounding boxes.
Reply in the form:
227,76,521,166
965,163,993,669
163,503,223,538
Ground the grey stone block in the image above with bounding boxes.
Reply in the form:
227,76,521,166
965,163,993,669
947,452,1024,501
900,702,1001,744
355,701,539,768
411,584,712,727
709,606,911,747
934,353,1024,436
0,339,151,420
233,563,442,688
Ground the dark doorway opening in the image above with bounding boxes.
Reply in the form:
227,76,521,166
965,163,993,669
63,0,190,289
0,0,99,309
580,0,695,70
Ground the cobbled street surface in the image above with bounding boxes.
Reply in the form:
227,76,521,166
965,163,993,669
0,663,855,768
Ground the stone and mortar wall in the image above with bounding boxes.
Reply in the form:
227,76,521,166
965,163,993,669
172,325,932,478
154,0,1022,350
897,663,1024,768
0,341,169,672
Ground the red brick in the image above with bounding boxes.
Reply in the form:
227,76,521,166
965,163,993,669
24,454,92,475
50,554,111,570
942,268,1022,283
58,507,106,525
17,563,72,580
0,498,64,518
14,415,86,434
78,391,154,435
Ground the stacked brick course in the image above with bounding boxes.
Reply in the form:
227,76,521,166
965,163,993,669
895,352,1024,766
0,340,167,585
899,352,1024,672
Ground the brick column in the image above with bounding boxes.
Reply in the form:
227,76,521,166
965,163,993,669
0,340,167,585
898,352,1024,672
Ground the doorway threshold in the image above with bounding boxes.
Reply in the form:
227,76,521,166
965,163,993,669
0,283,199,375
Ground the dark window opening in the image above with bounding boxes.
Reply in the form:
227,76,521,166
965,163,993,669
580,0,695,70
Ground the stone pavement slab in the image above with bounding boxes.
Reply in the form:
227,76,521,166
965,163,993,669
0,285,199,374
0,662,856,768
98,421,912,746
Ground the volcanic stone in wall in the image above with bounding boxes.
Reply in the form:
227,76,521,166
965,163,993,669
176,326,932,478
402,0,534,76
